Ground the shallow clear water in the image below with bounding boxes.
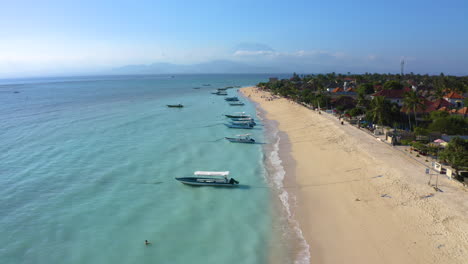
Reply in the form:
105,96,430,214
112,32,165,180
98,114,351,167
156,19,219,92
0,74,294,264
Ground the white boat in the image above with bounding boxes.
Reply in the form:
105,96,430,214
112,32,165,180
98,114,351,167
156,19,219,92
225,134,256,144
175,171,239,186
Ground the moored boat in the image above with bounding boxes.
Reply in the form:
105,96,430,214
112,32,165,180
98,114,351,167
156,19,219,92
167,104,184,108
225,134,256,144
224,97,239,101
225,112,250,118
231,120,256,126
224,123,254,129
229,102,245,106
230,117,255,122
175,171,239,187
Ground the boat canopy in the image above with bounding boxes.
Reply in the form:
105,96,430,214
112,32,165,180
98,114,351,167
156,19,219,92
194,171,230,176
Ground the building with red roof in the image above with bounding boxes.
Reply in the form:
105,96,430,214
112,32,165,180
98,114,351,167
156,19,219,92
443,92,465,108
456,107,467,117
332,87,344,93
371,87,411,106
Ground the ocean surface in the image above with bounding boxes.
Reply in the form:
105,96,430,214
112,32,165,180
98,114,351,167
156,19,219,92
0,74,305,264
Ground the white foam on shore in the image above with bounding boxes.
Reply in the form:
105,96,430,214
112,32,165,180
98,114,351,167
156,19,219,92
268,129,311,264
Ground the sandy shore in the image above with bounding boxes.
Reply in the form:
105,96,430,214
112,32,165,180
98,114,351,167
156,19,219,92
241,87,468,264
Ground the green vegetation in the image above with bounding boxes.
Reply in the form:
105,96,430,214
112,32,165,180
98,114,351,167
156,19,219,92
258,72,468,173
439,137,468,170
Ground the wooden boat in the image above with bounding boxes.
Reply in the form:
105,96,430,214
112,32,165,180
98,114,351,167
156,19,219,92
175,171,239,187
167,104,184,108
229,102,245,106
224,97,239,101
225,134,256,144
225,112,250,118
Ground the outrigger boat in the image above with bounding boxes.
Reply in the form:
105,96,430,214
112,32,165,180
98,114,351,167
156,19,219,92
225,112,251,118
229,102,245,106
224,97,239,101
225,134,256,144
175,171,239,187
217,87,228,91
224,123,254,129
167,104,184,108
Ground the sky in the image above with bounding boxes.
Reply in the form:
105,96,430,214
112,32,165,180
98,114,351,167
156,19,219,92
0,0,467,77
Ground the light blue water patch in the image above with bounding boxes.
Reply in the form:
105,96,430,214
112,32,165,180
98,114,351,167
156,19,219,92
0,74,293,264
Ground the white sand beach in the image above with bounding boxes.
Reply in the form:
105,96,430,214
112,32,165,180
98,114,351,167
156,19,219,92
241,86,468,264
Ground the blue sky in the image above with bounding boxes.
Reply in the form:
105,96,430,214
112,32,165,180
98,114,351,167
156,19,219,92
1,0,467,77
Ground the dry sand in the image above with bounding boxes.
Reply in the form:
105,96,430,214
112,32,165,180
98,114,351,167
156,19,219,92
241,87,468,264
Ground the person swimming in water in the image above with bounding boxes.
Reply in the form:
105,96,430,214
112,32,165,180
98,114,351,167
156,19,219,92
145,240,151,246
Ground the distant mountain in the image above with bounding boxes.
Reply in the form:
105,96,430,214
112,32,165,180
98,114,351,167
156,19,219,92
112,60,278,74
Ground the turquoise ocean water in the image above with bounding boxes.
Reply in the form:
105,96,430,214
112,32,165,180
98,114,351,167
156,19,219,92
0,74,303,264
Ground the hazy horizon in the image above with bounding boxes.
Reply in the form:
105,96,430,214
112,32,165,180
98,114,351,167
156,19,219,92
1,0,468,78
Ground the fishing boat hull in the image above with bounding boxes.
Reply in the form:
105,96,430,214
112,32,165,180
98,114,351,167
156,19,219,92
230,117,255,121
167,104,184,108
175,177,238,187
225,137,256,143
224,124,254,129
231,121,256,126
225,114,250,118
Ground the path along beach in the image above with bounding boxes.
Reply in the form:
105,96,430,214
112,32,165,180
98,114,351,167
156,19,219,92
241,86,468,264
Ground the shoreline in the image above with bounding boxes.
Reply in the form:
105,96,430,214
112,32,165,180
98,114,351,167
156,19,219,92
241,86,468,264
240,88,309,264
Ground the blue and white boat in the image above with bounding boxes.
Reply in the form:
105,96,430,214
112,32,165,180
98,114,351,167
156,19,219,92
175,171,239,187
225,112,251,118
224,123,254,129
225,134,256,144
231,120,256,126
229,102,245,106
230,117,255,122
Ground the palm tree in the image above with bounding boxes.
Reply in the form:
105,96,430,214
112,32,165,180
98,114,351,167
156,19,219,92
368,96,390,125
403,90,424,130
